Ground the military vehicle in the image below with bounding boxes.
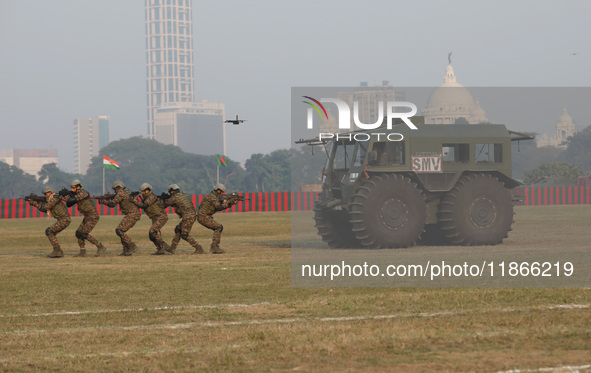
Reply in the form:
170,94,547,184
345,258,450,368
300,118,533,249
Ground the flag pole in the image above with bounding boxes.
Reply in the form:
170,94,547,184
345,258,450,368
103,167,105,195
217,164,219,184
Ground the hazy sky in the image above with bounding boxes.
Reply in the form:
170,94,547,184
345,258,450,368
1,0,590,172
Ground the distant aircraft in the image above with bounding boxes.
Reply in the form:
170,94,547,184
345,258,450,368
225,115,246,125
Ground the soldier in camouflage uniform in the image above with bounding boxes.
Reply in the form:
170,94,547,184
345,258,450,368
197,184,237,254
59,179,106,257
132,183,170,255
26,186,71,258
97,181,141,256
162,184,204,254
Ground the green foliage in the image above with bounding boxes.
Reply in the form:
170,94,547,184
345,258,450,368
511,135,562,180
290,146,327,190
0,161,43,199
84,137,245,195
454,117,469,125
244,150,290,192
563,124,591,172
38,163,81,189
523,162,584,184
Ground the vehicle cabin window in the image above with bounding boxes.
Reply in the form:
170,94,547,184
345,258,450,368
476,143,503,163
367,141,405,166
442,143,470,163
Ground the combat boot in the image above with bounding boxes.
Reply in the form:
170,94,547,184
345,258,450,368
74,249,87,257
153,242,171,255
118,243,129,256
48,248,64,258
192,244,205,254
126,242,138,256
95,244,107,257
210,243,225,254
166,243,177,254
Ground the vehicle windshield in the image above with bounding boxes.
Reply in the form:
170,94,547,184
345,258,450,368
353,138,369,167
327,139,356,170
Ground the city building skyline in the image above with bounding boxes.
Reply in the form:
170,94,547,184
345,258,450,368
0,149,59,179
74,116,110,175
154,101,225,155
145,0,196,139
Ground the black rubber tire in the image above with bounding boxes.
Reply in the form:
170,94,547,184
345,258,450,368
349,174,426,248
314,204,360,248
438,173,513,245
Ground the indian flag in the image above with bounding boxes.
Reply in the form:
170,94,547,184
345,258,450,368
103,155,120,170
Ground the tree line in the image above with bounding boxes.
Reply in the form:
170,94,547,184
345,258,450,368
2,126,591,199
512,124,591,184
0,137,325,199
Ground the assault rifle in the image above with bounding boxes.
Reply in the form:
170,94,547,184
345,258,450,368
157,192,171,200
24,193,46,202
221,192,246,203
58,188,75,198
93,193,116,202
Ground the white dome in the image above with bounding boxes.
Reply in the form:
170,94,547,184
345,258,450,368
424,65,475,111
422,64,483,125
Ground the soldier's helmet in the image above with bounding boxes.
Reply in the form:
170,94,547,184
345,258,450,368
71,179,82,188
42,186,55,194
112,181,125,190
168,184,181,193
213,183,226,193
140,183,152,192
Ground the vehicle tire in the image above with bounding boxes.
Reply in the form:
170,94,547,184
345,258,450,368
314,203,359,248
438,173,513,245
349,174,426,248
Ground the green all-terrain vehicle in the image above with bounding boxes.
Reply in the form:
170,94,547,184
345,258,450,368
300,118,532,249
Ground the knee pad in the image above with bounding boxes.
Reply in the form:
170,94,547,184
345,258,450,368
148,230,158,242
45,227,53,236
215,224,224,233
115,229,124,237
75,230,86,240
174,225,182,234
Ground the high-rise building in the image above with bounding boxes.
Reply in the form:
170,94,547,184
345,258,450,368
145,0,195,139
154,101,225,155
74,116,110,175
337,82,405,128
0,149,58,179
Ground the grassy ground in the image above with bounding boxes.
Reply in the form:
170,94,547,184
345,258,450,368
0,207,589,372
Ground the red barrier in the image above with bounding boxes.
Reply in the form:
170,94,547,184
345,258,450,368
3,187,591,219
0,192,322,219
511,186,591,206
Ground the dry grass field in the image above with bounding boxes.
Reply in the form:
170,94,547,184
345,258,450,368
0,207,589,372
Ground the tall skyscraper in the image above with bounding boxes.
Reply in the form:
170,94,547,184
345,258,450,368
145,0,195,139
74,116,110,175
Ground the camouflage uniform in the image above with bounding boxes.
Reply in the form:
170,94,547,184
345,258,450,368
63,188,105,257
162,192,203,254
133,191,169,254
197,191,235,253
98,188,141,255
29,194,71,258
